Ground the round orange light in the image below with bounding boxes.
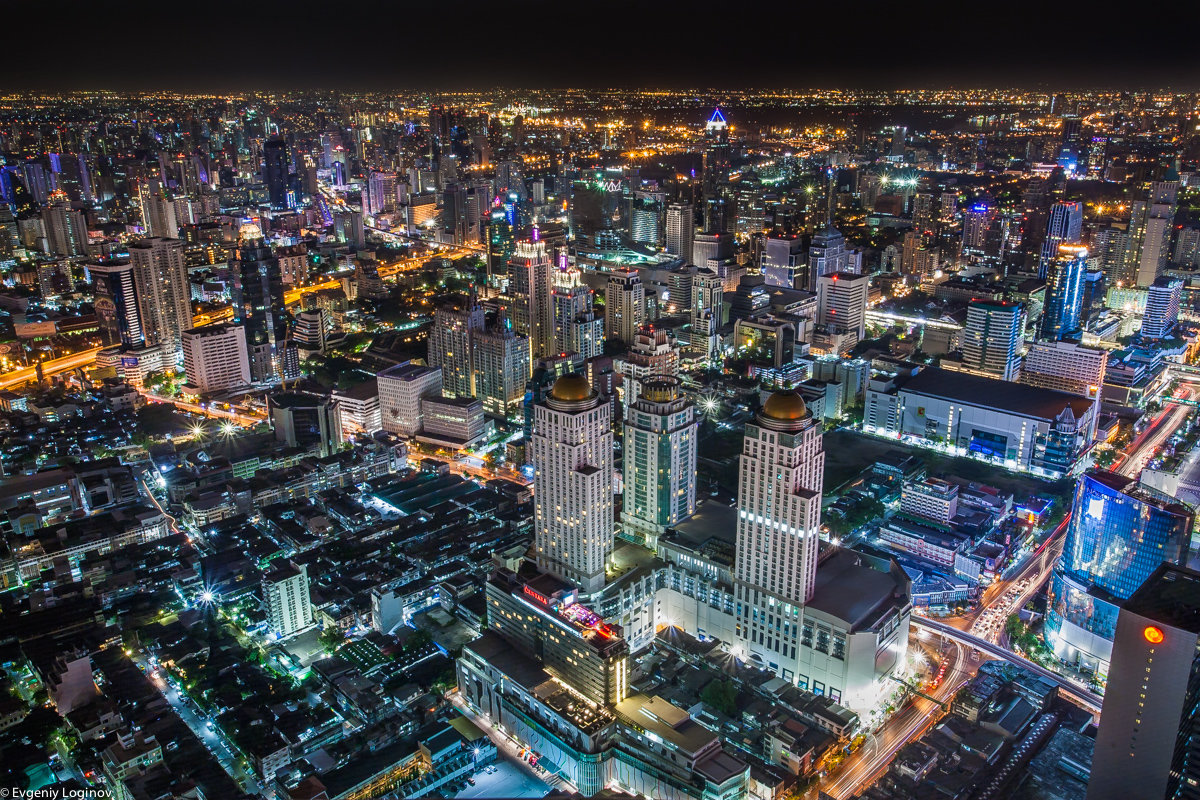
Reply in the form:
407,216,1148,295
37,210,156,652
1144,626,1165,644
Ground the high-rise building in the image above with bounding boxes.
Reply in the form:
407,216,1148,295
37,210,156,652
735,390,825,616
269,392,338,458
1091,227,1129,284
509,238,555,358
377,362,442,437
690,269,724,361
41,199,87,257
621,377,697,546
230,222,287,383
365,170,398,217
1020,340,1106,396
629,191,663,246
137,180,177,239
692,231,733,270
816,272,869,340
427,295,485,398
807,227,848,291
1046,470,1195,675
664,202,694,263
263,137,291,211
551,263,600,358
761,235,804,289
962,300,1024,381
181,324,250,395
614,326,679,411
472,323,531,418
531,373,614,594
1087,563,1200,800
1040,244,1087,341
263,560,313,639
702,108,731,194
128,237,191,362
89,261,144,348
1037,201,1083,280
961,201,996,257
604,270,644,345
1141,275,1183,340
1124,181,1178,288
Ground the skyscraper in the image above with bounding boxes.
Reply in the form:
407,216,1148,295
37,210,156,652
816,272,869,341
509,237,555,358
263,560,314,639
604,269,644,346
377,362,442,437
1039,244,1087,341
427,295,485,398
690,269,724,361
807,227,848,291
90,261,144,348
1142,275,1183,340
1046,470,1195,675
472,323,531,418
664,202,694,263
621,377,697,546
138,180,178,239
263,137,291,211
551,263,600,358
41,199,87,257
230,222,287,383
532,373,614,594
962,300,1024,381
1087,563,1200,800
182,324,250,395
735,390,825,618
1037,201,1083,280
128,237,192,362
1124,181,1178,287
761,235,804,289
614,326,679,411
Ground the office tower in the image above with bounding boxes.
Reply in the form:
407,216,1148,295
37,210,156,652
377,362,442,437
472,324,531,418
807,227,848,290
331,380,382,441
1080,268,1106,329
615,326,679,411
230,222,287,383
292,309,326,356
629,190,663,246
366,170,398,216
962,300,1024,381
666,266,696,315
691,268,724,361
1037,201,1083,280
1091,227,1129,283
1020,340,1107,396
621,377,697,545
128,237,191,362
1087,563,1200,800
1046,470,1195,674
486,205,516,279
90,261,144,348
263,560,313,639
269,393,338,457
702,108,731,194
181,324,250,394
735,390,825,606
551,263,599,357
138,180,177,239
1040,244,1087,341
665,202,694,263
960,201,995,256
692,231,733,270
762,235,804,288
900,229,938,278
427,295,485,398
1174,225,1200,268
263,137,291,211
1124,181,1178,287
605,269,644,345
531,373,614,594
911,192,937,237
816,272,869,340
41,199,87,257
276,244,307,287
733,173,765,236
1142,275,1183,340
509,238,555,358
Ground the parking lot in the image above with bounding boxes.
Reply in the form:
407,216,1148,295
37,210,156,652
454,756,551,799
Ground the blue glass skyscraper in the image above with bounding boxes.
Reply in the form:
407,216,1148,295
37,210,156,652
1045,469,1195,677
1039,244,1087,341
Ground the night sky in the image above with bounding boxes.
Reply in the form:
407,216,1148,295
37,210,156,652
8,0,1200,91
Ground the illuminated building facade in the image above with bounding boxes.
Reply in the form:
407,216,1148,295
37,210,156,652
621,377,697,546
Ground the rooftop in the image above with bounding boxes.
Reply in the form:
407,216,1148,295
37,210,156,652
901,366,1093,421
1123,563,1200,634
807,549,905,632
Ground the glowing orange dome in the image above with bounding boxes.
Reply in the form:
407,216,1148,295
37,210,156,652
762,391,807,421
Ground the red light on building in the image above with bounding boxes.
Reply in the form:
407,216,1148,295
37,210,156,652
1144,625,1165,644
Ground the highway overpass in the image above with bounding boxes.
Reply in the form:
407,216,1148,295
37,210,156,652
912,616,1102,714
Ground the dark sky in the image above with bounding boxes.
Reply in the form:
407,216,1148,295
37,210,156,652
8,1,1200,91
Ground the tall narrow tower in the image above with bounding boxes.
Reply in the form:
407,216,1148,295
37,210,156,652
509,238,555,358
621,377,697,547
532,373,614,594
